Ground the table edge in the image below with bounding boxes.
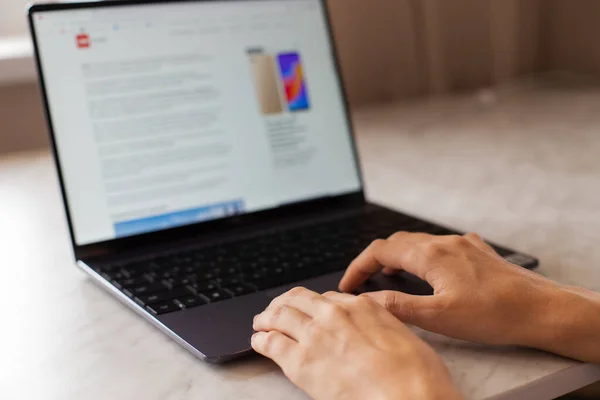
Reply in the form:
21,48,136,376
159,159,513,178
485,362,600,400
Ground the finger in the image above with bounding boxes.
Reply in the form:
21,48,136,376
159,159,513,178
322,291,356,303
362,291,442,328
251,331,298,367
339,236,437,293
253,305,312,342
322,291,400,327
338,240,387,293
464,233,501,258
323,291,401,319
387,231,435,242
267,287,330,318
352,233,431,279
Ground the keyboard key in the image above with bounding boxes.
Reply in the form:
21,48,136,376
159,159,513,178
246,270,265,282
186,281,219,295
135,288,192,306
219,265,240,277
195,270,217,281
175,296,208,309
102,209,536,306
253,277,289,290
162,277,193,290
202,289,233,303
101,270,125,281
147,301,180,315
98,263,121,272
225,284,257,297
121,265,146,278
114,276,151,289
214,276,243,287
125,283,168,297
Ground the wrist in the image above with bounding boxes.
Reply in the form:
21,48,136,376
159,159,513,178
378,378,461,400
519,283,600,362
409,375,462,400
516,282,567,349
396,359,462,400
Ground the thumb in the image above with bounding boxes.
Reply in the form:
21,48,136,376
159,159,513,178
362,291,439,326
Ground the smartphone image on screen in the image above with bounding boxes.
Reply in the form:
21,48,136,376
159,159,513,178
248,51,284,115
277,52,310,112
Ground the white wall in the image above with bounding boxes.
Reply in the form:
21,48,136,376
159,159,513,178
4,0,600,153
2,0,541,95
0,0,34,36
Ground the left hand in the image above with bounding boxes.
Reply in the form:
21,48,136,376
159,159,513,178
252,287,462,400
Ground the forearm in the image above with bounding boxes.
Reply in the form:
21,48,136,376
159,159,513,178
526,285,600,363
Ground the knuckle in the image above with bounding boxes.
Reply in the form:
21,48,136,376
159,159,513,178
262,332,278,353
465,232,481,241
388,231,405,240
270,305,286,323
370,238,387,249
359,293,378,304
446,235,469,247
287,286,307,297
353,294,374,307
422,242,447,259
383,292,400,311
323,303,347,319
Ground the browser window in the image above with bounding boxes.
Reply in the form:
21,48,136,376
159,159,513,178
32,0,361,245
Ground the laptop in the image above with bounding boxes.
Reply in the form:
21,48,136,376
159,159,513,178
28,0,539,363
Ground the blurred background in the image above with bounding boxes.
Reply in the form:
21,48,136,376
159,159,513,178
2,0,600,153
1,1,599,397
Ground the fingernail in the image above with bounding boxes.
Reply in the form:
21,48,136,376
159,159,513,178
253,314,260,327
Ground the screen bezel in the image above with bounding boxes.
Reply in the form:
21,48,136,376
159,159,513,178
28,0,366,261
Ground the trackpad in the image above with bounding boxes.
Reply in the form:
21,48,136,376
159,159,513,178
265,271,433,299
266,271,345,298
359,272,434,296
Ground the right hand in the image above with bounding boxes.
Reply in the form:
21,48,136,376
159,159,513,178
252,288,462,400
339,232,562,349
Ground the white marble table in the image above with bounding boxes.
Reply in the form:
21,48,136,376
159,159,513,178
2,81,600,399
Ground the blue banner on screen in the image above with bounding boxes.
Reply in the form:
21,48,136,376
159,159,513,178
113,200,245,238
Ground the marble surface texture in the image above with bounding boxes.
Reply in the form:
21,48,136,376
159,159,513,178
1,80,600,399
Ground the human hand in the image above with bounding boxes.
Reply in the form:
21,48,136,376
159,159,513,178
339,232,562,349
252,287,462,400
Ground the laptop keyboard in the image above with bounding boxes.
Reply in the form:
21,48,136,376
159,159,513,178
94,210,535,315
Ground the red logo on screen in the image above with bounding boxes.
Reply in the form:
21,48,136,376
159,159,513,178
76,33,90,49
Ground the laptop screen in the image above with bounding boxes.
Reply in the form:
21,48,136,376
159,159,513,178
32,0,361,246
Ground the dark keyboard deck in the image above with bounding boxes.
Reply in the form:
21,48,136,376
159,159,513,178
94,210,536,315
